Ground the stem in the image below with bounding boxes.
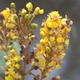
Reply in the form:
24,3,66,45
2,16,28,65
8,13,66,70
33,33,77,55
20,13,35,80
21,40,30,80
40,61,49,80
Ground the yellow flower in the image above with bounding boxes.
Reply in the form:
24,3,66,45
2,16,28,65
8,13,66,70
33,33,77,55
56,36,64,43
56,45,64,51
49,30,53,34
40,39,46,45
1,8,10,19
9,31,15,38
45,46,51,52
6,60,12,66
10,49,16,55
49,11,61,20
43,37,48,42
49,36,55,42
5,68,19,80
65,27,71,33
13,55,21,62
6,22,15,29
5,75,14,80
38,58,46,70
47,68,52,72
65,39,69,45
48,62,53,67
14,63,20,69
53,61,60,69
46,18,53,28
40,30,46,37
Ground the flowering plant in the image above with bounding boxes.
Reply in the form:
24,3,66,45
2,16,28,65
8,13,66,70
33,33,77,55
0,2,73,80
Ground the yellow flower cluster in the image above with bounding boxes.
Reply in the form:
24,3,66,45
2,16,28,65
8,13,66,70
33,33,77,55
0,2,44,80
4,49,21,80
0,1,73,80
35,11,72,73
1,8,16,29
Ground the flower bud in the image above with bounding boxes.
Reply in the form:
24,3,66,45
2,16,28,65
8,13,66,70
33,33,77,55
40,31,46,37
4,56,8,61
30,23,38,29
8,45,13,50
34,7,40,15
39,9,44,14
13,36,18,40
21,8,27,17
26,2,33,12
49,36,55,42
24,14,32,21
40,39,46,45
10,49,16,55
13,14,18,21
45,46,51,52
10,2,15,9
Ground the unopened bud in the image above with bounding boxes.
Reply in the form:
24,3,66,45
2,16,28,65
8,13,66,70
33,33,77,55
13,14,18,21
24,14,32,21
4,56,8,61
21,8,27,17
39,9,44,14
34,7,40,15
26,2,33,12
45,46,51,52
10,2,15,8
30,23,38,29
13,36,18,40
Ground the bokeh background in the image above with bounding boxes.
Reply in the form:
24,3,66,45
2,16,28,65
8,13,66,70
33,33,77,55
0,0,80,80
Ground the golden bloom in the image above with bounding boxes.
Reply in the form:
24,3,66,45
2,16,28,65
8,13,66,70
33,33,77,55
13,55,21,62
1,8,10,19
5,68,19,80
49,11,61,20
10,49,16,55
56,45,64,51
38,58,46,70
49,36,55,42
65,27,71,33
40,30,46,37
40,39,46,45
53,61,61,69
5,75,14,80
56,36,64,43
14,63,20,69
47,68,52,72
